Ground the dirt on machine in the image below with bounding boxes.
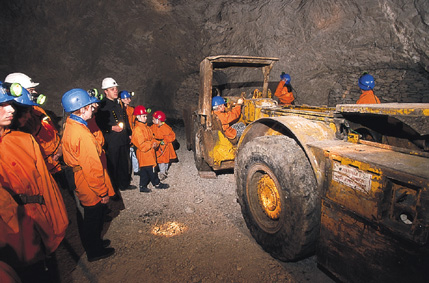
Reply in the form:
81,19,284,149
184,55,429,283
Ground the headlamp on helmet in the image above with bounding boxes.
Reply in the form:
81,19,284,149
87,88,104,100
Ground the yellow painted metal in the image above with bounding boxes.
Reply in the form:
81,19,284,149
336,103,429,116
209,131,236,166
347,133,360,143
257,174,281,220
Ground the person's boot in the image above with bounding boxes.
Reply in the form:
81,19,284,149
87,247,115,262
155,183,169,189
139,186,151,193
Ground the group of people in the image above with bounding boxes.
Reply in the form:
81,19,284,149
212,71,380,144
0,73,178,281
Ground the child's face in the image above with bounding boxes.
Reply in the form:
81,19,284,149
121,98,131,106
137,114,147,123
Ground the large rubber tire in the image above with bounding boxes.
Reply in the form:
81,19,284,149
235,135,320,261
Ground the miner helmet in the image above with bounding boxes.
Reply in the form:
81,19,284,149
358,74,375,90
280,72,291,84
133,105,148,115
62,88,100,112
8,83,38,106
4,72,39,89
212,96,225,107
153,110,166,122
101,77,119,90
0,82,16,103
120,90,132,99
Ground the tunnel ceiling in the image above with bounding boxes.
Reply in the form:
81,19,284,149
0,0,428,119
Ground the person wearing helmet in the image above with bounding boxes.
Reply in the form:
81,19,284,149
61,88,115,262
0,82,68,277
274,72,295,105
119,90,139,177
96,78,135,193
212,95,244,145
356,73,381,104
151,110,177,181
131,105,169,192
4,73,63,177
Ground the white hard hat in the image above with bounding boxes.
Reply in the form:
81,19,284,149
4,72,39,89
101,77,119,89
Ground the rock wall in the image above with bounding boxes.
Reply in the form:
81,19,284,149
0,0,428,119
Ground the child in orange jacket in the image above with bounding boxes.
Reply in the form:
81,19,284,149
150,111,177,181
131,106,169,192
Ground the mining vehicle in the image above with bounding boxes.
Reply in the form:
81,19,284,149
184,55,429,282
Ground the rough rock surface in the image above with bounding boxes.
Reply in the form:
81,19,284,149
1,0,429,119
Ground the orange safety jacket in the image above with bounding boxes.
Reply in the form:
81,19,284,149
150,123,177,164
213,105,242,140
274,80,295,105
132,121,159,167
356,90,381,104
23,106,62,174
61,117,115,206
125,105,136,131
0,129,68,265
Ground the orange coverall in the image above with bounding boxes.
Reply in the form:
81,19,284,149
356,90,381,104
28,106,62,174
274,80,295,105
150,123,177,164
0,129,68,265
213,105,242,140
125,105,135,131
61,118,115,207
131,122,159,167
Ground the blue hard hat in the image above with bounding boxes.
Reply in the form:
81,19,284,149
62,88,99,112
280,72,291,84
0,82,16,104
10,83,37,106
358,74,375,90
212,96,225,107
119,90,131,99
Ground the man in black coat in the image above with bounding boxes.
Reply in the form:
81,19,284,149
96,77,136,194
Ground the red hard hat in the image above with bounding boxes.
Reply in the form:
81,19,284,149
134,105,147,115
153,110,166,122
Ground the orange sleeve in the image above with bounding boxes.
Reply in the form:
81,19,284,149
274,81,294,105
132,125,155,153
0,130,68,262
77,128,111,196
161,124,176,143
356,90,381,104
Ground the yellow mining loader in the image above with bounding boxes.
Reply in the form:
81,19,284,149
185,55,429,282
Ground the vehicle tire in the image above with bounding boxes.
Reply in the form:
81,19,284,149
235,135,319,261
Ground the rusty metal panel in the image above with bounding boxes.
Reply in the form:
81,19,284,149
337,103,429,135
199,58,213,120
314,139,429,282
318,199,429,283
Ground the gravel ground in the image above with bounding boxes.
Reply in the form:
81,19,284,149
70,124,335,283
